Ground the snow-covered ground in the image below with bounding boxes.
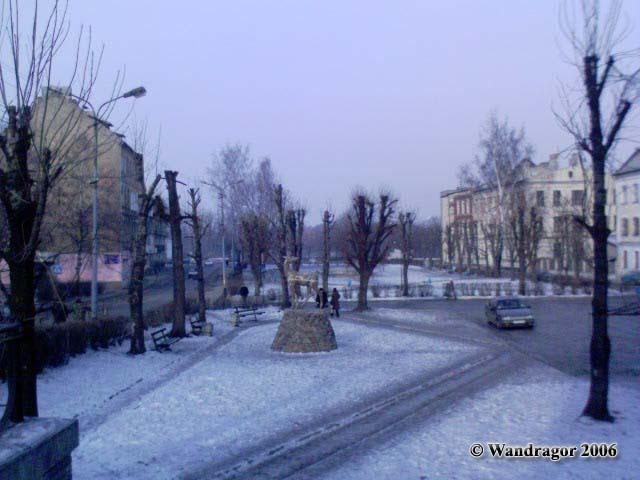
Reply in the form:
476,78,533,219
319,366,640,480
24,314,477,479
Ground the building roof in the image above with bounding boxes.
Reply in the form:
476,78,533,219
614,149,640,177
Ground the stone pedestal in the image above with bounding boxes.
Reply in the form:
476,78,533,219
0,417,79,480
271,309,338,353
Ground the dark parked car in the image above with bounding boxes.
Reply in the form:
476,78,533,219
485,297,535,329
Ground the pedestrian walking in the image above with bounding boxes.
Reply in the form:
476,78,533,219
330,288,341,317
316,288,328,308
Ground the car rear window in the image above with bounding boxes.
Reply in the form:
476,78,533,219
497,299,524,309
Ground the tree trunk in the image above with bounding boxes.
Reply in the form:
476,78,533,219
322,211,332,292
583,147,612,421
8,256,38,417
278,263,291,308
128,257,146,355
192,216,206,325
165,171,186,337
401,260,409,296
356,272,370,310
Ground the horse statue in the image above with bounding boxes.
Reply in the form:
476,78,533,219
284,256,319,308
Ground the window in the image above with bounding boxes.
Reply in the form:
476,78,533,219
623,251,628,270
553,241,562,260
104,254,120,265
622,218,629,236
622,185,628,204
553,190,562,207
634,218,639,236
568,171,573,178
571,190,584,206
536,190,545,207
636,251,639,270
553,216,565,233
634,184,639,203
614,215,617,230
130,192,139,212
612,188,616,205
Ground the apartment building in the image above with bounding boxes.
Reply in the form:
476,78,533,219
613,149,640,277
30,87,168,286
441,154,617,277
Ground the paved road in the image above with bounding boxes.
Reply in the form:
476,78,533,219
343,296,640,377
96,264,224,317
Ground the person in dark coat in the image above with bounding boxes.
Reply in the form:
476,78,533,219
316,288,328,308
330,288,341,317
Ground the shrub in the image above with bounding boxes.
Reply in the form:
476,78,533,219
370,283,381,298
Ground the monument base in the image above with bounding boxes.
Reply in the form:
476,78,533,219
0,417,79,480
271,309,338,353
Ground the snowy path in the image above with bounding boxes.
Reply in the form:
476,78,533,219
68,318,481,479
197,349,518,479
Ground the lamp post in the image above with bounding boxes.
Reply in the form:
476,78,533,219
72,86,146,321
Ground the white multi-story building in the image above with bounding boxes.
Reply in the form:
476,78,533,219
441,154,617,278
613,149,640,277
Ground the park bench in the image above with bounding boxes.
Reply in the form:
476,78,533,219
189,316,206,336
232,305,265,326
151,327,182,352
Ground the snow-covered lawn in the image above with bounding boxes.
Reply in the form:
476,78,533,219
1,308,282,423
319,367,640,480
61,319,477,479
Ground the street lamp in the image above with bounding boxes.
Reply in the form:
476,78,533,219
70,86,146,321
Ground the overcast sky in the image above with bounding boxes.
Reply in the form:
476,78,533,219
47,1,640,223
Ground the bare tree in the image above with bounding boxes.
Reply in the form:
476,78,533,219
270,184,291,308
322,209,335,291
239,213,270,296
459,113,534,277
187,188,208,325
165,170,187,337
507,190,544,294
398,211,416,296
286,208,306,272
556,0,639,421
128,155,161,355
0,0,106,416
443,224,456,269
345,191,397,310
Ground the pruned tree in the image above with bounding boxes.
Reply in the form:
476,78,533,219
165,170,187,337
345,191,397,310
322,209,335,291
240,213,270,296
0,0,106,417
187,188,208,326
398,211,416,296
555,0,639,421
270,184,291,308
128,157,162,355
286,208,306,272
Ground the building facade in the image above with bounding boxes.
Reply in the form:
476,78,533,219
613,149,640,277
30,88,169,286
441,154,617,278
